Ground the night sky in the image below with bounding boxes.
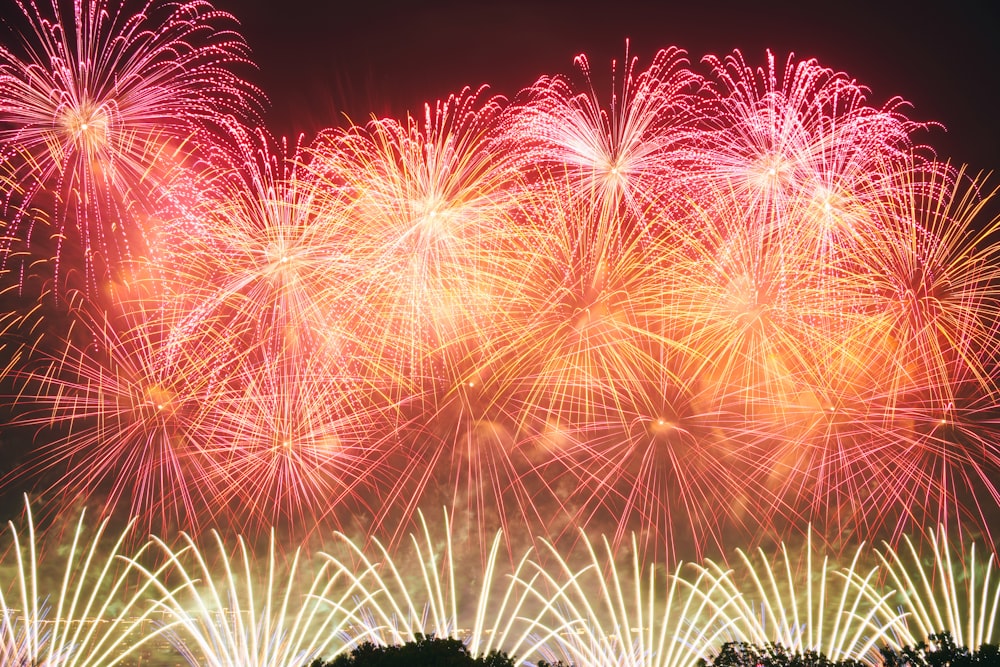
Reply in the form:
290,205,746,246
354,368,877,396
218,0,999,172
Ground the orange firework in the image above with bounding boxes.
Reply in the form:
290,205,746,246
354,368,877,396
4,290,244,531
307,87,530,404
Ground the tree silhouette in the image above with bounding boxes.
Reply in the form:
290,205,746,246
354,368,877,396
308,634,516,667
700,632,1000,667
880,631,1000,666
698,640,863,667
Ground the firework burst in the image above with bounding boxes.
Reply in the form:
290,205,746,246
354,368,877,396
510,44,703,228
0,0,262,290
4,290,245,531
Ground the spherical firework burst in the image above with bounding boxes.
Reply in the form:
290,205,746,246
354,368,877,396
0,0,262,291
204,344,402,538
471,177,737,558
694,49,931,222
308,87,529,398
510,44,703,228
740,168,1000,546
152,122,357,361
4,290,245,531
305,88,548,547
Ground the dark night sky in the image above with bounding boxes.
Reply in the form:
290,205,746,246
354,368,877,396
217,0,1000,172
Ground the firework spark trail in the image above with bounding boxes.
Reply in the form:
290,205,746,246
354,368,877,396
138,529,360,667
877,526,1000,650
525,533,745,667
2,499,999,666
698,531,911,663
317,511,556,663
0,497,175,666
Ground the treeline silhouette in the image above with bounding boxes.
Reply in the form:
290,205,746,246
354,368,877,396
308,632,1000,667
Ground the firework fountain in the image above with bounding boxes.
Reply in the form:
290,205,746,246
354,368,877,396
0,0,998,665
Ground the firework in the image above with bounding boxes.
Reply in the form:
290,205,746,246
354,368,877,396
139,529,359,667
694,49,931,220
466,176,737,557
699,531,911,663
4,290,245,531
735,168,1000,544
0,497,172,666
0,0,262,291
307,87,533,393
306,87,550,546
1,496,999,666
525,533,742,667
0,0,995,559
510,44,702,228
203,343,403,537
878,526,1000,650
318,511,553,663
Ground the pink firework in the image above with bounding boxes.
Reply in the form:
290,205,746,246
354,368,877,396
510,44,703,231
0,0,262,293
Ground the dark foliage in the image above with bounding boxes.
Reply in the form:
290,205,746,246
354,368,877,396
697,641,865,667
699,632,1000,667
308,634,516,667
879,631,1000,666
